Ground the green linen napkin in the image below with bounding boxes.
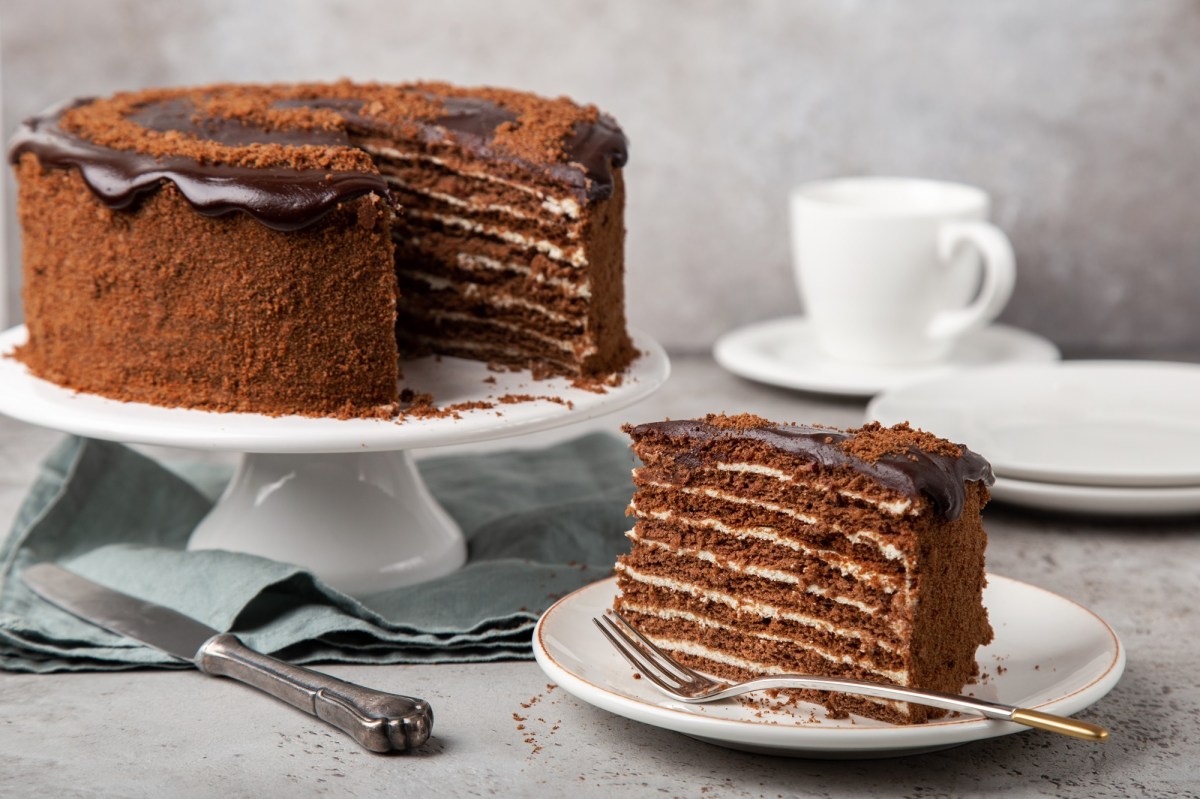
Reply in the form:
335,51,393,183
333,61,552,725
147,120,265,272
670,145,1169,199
0,433,634,672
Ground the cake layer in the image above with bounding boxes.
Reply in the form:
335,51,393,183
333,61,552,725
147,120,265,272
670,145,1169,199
635,464,918,524
628,519,907,603
636,446,921,519
448,251,591,296
628,418,992,520
396,308,592,371
618,541,907,643
363,145,585,221
398,264,588,317
396,272,586,338
396,230,590,292
629,501,909,593
403,206,587,268
618,606,910,686
376,163,585,236
630,478,919,569
615,572,905,669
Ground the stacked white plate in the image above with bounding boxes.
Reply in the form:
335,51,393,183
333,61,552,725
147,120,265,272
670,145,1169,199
867,361,1200,517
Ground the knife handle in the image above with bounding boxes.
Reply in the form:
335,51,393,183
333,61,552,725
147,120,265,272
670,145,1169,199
196,633,432,753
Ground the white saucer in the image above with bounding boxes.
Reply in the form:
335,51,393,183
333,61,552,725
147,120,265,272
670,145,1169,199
991,475,1200,518
533,575,1123,758
713,317,1059,398
867,361,1200,488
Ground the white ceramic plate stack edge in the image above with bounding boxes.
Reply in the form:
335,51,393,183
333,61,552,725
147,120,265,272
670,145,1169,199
867,361,1200,516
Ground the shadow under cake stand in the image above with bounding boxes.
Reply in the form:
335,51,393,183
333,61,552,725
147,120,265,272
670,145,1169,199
0,325,669,595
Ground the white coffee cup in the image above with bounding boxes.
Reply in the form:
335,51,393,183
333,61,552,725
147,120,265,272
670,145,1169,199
789,177,1016,366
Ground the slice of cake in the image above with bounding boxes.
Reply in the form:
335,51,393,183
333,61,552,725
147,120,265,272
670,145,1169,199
9,81,634,418
614,414,994,725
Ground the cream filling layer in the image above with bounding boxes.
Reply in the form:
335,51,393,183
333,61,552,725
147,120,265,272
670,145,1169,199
616,563,903,647
453,252,592,298
673,482,817,524
846,531,906,563
717,462,790,479
627,530,881,614
406,209,587,267
716,461,914,516
363,145,582,219
404,271,581,325
619,601,907,683
630,503,902,593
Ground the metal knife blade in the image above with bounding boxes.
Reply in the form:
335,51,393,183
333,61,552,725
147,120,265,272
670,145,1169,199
23,562,217,661
21,563,433,752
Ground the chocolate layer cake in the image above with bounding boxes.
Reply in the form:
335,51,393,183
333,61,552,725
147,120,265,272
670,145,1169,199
614,414,994,725
9,82,634,417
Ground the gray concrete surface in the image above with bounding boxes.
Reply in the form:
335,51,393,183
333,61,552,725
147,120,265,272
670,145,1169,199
1,355,1197,798
3,0,1200,357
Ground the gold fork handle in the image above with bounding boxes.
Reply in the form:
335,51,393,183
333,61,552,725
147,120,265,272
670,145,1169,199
1010,708,1109,742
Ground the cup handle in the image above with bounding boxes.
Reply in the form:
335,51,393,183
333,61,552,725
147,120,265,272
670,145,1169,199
927,221,1016,340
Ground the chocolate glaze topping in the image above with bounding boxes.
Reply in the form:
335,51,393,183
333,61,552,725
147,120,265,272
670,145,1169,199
630,419,994,520
9,100,387,232
8,83,629,231
560,112,628,193
434,95,520,141
283,92,627,199
290,92,625,199
132,97,351,148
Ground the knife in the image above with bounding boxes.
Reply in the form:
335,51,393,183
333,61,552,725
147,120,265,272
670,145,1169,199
21,562,432,753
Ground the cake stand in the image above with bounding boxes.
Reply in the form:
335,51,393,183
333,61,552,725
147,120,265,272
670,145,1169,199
0,325,669,595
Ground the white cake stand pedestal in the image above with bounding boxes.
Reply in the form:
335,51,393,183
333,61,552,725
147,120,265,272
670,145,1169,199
0,325,669,595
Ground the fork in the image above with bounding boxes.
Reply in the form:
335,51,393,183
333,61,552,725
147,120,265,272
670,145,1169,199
593,612,1108,742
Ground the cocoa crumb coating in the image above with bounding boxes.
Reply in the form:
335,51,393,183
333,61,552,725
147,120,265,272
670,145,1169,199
14,157,399,418
9,80,634,416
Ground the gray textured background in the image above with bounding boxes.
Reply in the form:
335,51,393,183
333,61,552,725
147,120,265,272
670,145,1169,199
2,0,1198,357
